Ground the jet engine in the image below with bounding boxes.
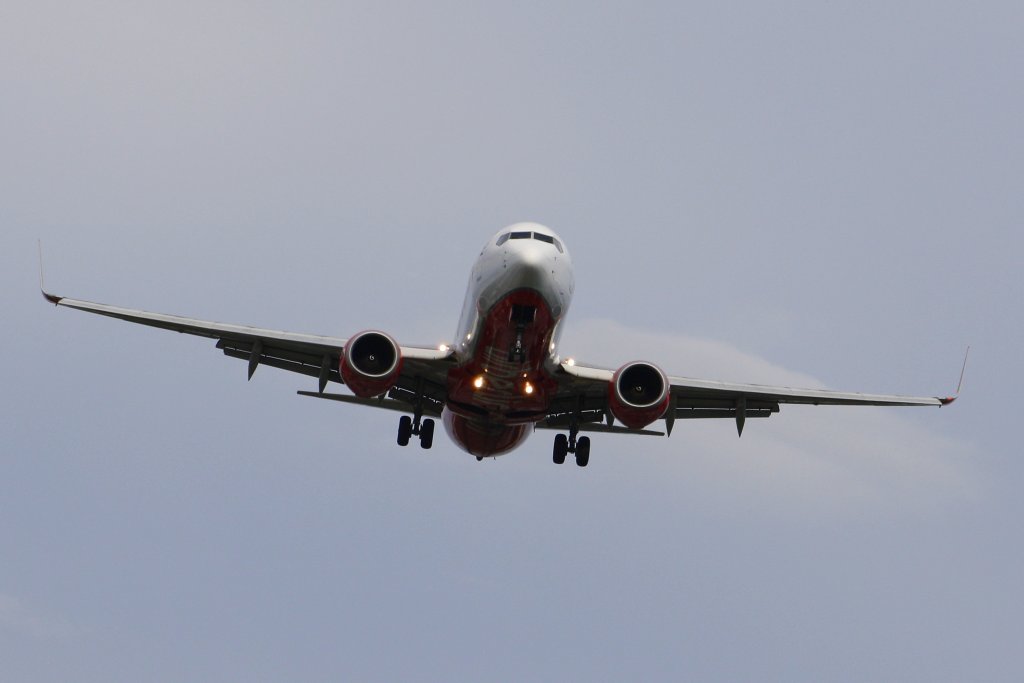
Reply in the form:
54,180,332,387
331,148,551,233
608,361,671,429
340,330,402,397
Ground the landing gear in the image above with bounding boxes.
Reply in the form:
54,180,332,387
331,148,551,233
552,425,590,467
509,331,525,363
395,379,435,449
507,304,536,362
553,434,568,464
397,413,434,449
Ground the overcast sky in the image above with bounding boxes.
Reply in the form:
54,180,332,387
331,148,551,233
2,2,1022,681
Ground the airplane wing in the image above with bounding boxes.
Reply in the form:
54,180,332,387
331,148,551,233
40,286,955,439
552,359,955,436
41,290,454,406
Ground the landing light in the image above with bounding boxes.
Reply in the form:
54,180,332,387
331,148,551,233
523,381,535,395
473,375,486,389
566,358,576,367
438,343,449,352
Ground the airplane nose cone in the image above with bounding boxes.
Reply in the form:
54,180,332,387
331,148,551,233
508,244,549,286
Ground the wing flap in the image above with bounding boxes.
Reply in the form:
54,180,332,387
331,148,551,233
673,408,776,419
535,422,664,436
219,339,341,384
297,391,444,417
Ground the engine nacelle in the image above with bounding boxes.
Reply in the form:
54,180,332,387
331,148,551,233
340,330,402,398
608,361,671,429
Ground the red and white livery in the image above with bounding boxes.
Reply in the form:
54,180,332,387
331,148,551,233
42,222,957,467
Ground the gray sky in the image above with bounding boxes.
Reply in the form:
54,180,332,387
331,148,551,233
2,2,1021,680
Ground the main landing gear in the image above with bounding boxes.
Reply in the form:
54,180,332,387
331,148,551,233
553,424,590,467
397,380,434,449
398,413,434,449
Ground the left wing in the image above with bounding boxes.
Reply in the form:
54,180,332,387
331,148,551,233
42,289,453,400
553,359,955,436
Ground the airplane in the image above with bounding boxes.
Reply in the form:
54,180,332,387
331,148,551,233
40,222,958,466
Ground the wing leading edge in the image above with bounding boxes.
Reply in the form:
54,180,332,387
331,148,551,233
41,289,453,394
557,359,955,437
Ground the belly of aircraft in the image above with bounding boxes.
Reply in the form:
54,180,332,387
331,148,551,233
446,289,558,425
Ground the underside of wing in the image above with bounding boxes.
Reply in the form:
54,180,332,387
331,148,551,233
552,358,954,437
664,375,951,407
43,291,454,402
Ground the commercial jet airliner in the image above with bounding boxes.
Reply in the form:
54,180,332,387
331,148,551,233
41,222,957,466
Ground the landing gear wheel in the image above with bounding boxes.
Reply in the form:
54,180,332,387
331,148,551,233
553,434,568,464
397,415,412,446
575,436,591,467
419,418,435,449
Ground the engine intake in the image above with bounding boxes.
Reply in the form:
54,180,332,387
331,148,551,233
608,361,670,429
340,330,402,397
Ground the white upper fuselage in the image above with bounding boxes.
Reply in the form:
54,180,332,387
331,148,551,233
453,222,574,368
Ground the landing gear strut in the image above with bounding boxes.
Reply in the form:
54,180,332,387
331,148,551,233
552,423,590,467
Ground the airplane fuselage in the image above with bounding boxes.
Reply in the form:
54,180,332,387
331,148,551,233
442,223,574,456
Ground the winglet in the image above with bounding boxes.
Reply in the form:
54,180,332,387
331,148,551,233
939,346,971,406
38,241,62,305
956,345,970,394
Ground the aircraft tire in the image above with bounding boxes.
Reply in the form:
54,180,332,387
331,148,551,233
553,434,568,464
420,418,435,449
398,415,412,446
575,436,590,467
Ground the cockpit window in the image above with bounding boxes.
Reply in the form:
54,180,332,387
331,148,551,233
531,232,564,253
496,230,564,253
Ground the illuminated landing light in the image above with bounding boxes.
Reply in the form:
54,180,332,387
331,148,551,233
438,344,449,352
473,375,486,389
523,381,535,395
566,358,576,366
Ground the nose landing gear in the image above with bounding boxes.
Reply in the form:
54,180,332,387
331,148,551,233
507,304,536,363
